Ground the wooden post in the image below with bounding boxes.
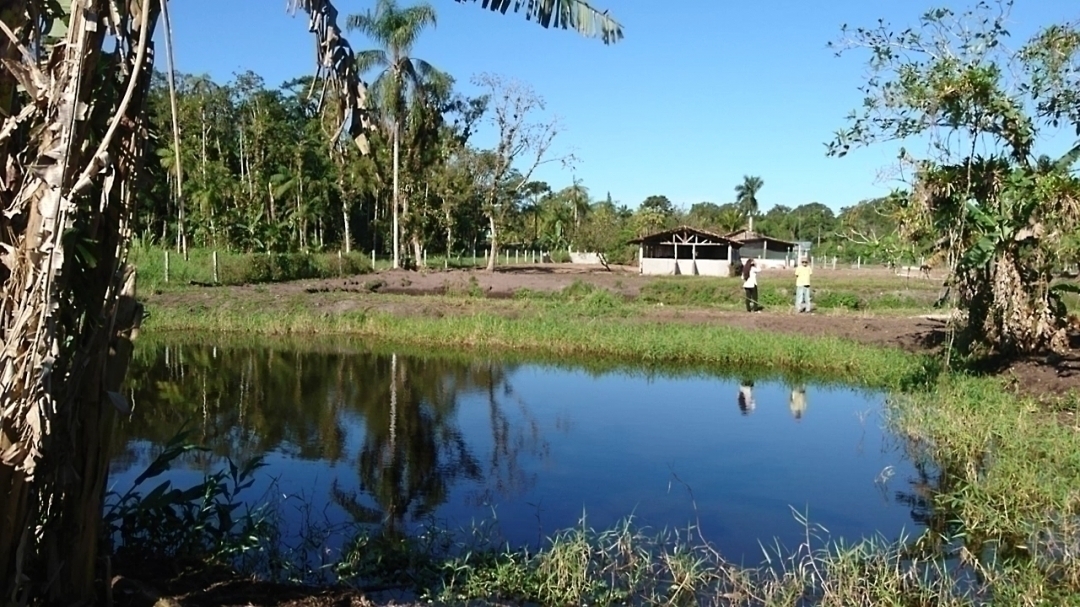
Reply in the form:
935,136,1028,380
857,256,862,270
164,249,169,283
473,248,476,266
338,250,343,276
212,251,219,283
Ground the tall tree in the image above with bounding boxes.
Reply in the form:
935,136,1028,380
828,1,1080,356
734,175,764,219
639,195,675,217
348,0,439,268
472,73,572,271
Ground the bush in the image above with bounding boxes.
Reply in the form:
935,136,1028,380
131,246,371,289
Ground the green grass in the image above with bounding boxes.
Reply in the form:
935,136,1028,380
129,245,372,291
638,275,938,312
143,303,938,391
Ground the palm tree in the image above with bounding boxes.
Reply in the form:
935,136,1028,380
735,175,764,221
348,0,439,269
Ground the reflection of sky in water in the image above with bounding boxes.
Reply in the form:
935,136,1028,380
110,348,922,567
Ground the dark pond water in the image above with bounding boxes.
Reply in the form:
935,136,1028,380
111,341,932,565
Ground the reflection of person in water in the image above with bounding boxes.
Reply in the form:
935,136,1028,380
789,386,807,420
737,381,755,415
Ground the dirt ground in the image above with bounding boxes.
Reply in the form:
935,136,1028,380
128,263,1080,607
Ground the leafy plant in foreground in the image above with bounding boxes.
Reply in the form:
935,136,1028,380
104,429,271,565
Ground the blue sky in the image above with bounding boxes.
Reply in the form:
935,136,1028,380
158,1,1077,213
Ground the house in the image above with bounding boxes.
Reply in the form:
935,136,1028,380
628,226,742,276
725,220,802,269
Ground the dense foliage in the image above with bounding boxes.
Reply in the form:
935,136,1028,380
829,1,1080,355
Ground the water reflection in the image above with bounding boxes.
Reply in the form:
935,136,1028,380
790,386,807,420
737,381,755,415
114,342,930,561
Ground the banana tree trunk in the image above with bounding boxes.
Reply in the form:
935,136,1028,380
0,2,157,604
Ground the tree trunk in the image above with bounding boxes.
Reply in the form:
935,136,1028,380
343,201,352,253
392,121,401,269
0,2,157,604
486,214,499,272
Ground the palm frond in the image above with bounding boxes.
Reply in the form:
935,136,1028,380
409,57,439,81
455,0,622,44
345,11,380,39
388,3,438,55
355,49,390,74
1055,141,1080,172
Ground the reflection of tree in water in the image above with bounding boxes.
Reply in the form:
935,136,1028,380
117,342,553,536
335,353,482,534
116,344,355,472
335,355,549,534
478,361,547,503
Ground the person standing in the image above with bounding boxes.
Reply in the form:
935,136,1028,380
742,258,761,312
795,257,813,313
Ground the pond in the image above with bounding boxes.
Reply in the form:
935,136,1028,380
111,341,932,566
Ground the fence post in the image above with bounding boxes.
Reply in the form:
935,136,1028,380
212,251,219,283
338,250,343,276
857,256,861,270
473,248,476,267
164,249,169,283
371,250,376,270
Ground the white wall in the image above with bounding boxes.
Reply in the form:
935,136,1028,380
640,258,731,277
755,258,792,270
569,251,602,264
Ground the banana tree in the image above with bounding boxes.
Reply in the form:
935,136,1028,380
914,150,1080,355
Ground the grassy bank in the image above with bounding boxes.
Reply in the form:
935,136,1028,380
144,302,937,391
